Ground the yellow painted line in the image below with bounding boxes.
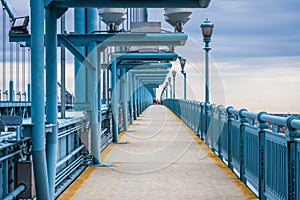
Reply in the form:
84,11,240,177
58,130,130,199
118,131,126,141
57,166,97,200
166,107,258,200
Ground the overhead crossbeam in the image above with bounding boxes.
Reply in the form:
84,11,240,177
10,32,188,47
46,0,211,8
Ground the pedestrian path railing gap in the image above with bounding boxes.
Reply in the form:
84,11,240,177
163,99,300,200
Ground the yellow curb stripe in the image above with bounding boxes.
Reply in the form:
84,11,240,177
57,166,97,200
166,107,258,200
58,130,129,199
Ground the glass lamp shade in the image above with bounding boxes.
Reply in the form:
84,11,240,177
179,57,186,67
200,18,214,38
172,70,176,77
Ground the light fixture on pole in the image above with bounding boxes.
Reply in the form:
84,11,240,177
172,70,176,99
165,82,169,99
200,18,214,143
168,76,172,98
200,18,214,104
179,56,187,100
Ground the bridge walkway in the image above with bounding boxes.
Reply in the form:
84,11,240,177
59,105,257,200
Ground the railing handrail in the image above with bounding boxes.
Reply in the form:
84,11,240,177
163,98,300,200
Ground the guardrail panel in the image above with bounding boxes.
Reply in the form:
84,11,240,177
264,130,287,200
230,120,241,172
220,118,229,160
244,124,259,191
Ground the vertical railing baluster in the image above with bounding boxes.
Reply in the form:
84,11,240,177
200,102,205,141
257,112,268,200
286,116,298,200
217,105,225,160
239,109,248,183
227,106,234,170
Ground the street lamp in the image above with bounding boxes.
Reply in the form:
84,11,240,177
200,18,214,143
200,18,214,103
165,82,169,99
168,76,172,98
179,56,187,100
172,70,176,99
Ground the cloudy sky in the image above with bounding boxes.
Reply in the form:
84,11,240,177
149,0,300,113
0,0,299,113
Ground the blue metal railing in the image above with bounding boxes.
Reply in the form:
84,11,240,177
163,99,300,200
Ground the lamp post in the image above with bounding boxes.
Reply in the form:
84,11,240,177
165,82,169,99
168,76,172,98
200,18,214,144
200,18,214,104
179,57,187,100
172,70,176,99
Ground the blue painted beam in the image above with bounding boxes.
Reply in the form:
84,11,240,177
134,75,168,78
0,0,15,20
115,52,178,62
49,0,211,8
60,35,96,71
106,62,172,71
10,33,188,48
130,69,169,74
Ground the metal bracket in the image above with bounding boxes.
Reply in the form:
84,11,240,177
60,35,96,71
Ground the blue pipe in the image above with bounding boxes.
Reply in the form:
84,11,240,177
0,0,15,20
87,8,100,164
45,6,58,199
9,80,13,102
111,59,118,142
2,184,25,200
30,0,50,199
74,8,87,106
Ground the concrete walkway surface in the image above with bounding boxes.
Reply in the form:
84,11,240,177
59,105,257,200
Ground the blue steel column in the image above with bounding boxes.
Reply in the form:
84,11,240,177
128,72,133,124
30,0,50,199
45,6,58,199
138,81,141,115
9,80,13,101
133,74,137,120
135,77,139,117
74,8,86,106
112,59,118,142
27,83,31,102
183,72,186,100
87,8,101,163
121,67,128,130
